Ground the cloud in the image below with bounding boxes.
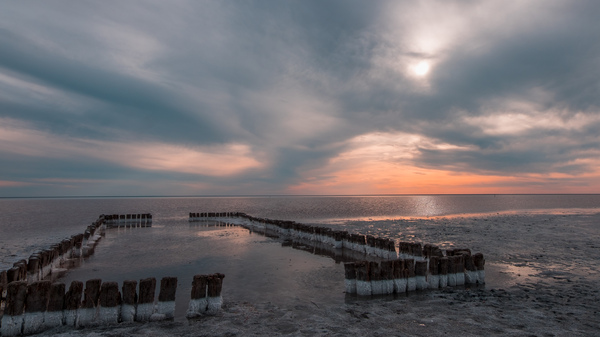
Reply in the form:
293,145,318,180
0,0,599,196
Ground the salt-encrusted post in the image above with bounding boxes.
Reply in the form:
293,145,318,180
439,257,449,288
27,255,40,283
392,259,406,293
355,261,371,296
473,253,486,284
121,280,137,323
1,281,27,337
45,282,65,329
428,257,440,289
23,281,51,335
380,260,395,295
157,276,178,319
405,259,416,292
415,260,428,290
455,255,466,286
79,279,101,326
464,254,477,284
344,263,357,294
206,274,225,315
369,261,383,295
136,277,156,321
187,274,208,318
64,281,83,327
98,282,121,325
447,256,457,287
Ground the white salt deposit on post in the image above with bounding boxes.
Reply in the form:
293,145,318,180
98,282,120,325
392,260,407,294
405,259,417,292
206,274,225,315
79,279,101,327
1,281,27,337
344,263,357,294
187,274,208,318
121,280,137,323
355,261,372,296
464,254,478,284
136,277,156,322
473,253,486,284
415,260,428,290
64,281,83,327
157,276,178,319
369,262,384,295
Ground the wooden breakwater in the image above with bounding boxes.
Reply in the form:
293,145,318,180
0,273,224,336
0,214,152,289
190,212,486,296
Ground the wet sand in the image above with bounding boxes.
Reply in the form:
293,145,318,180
38,211,600,336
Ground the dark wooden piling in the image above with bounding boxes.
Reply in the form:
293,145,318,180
25,281,51,313
191,275,208,300
159,277,178,303
138,277,156,305
99,282,121,308
83,279,101,309
65,280,83,311
207,274,225,298
122,280,137,306
439,257,449,287
47,282,65,312
5,281,28,316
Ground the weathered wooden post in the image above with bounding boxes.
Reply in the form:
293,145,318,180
79,279,101,326
45,282,65,329
344,263,357,294
381,260,395,295
447,256,457,287
355,261,371,296
121,280,137,322
369,261,383,295
157,276,178,319
136,277,156,321
405,259,416,292
23,281,51,335
428,257,440,289
473,253,486,284
64,280,83,327
392,259,407,294
206,274,225,315
439,257,449,288
187,274,208,318
415,260,428,290
1,281,27,337
464,254,477,284
455,255,466,286
98,282,121,325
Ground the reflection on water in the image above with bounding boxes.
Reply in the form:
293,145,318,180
57,219,347,320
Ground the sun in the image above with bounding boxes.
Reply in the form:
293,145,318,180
412,61,430,76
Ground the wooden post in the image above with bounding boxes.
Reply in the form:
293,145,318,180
98,282,121,325
355,261,371,296
439,257,449,288
429,257,440,289
415,260,428,290
136,277,156,321
23,281,51,335
157,277,178,319
64,281,83,327
405,259,416,292
79,279,101,326
121,280,138,323
1,281,27,337
369,262,383,295
344,263,357,294
206,274,225,315
392,259,406,293
187,274,208,318
45,282,65,329
473,253,486,284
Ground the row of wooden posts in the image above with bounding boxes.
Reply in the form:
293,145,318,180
102,214,152,228
190,212,486,295
0,274,224,336
344,252,485,296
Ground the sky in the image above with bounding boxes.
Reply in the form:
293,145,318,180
1,0,599,197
